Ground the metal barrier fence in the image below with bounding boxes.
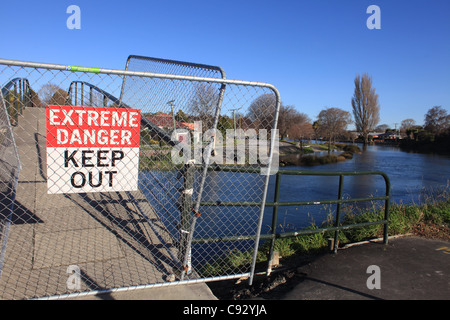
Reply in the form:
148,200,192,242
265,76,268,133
197,165,390,275
0,58,280,299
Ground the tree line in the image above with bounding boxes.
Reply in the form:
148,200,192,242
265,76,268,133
398,106,450,154
240,73,380,147
245,73,449,153
238,73,381,148
20,81,449,153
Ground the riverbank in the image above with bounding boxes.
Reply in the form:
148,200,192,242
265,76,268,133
399,138,450,156
206,194,450,299
279,141,360,166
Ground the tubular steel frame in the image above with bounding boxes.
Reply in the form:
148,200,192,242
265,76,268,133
0,58,281,298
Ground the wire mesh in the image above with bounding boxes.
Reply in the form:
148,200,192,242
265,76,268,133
0,58,280,299
0,84,21,283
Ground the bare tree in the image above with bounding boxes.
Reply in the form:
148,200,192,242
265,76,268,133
424,106,450,135
38,83,62,107
351,73,380,144
317,107,352,152
277,105,293,140
288,121,314,149
277,105,310,140
247,93,276,131
189,82,220,131
400,118,416,132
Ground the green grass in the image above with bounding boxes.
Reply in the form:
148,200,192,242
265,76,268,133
139,152,180,171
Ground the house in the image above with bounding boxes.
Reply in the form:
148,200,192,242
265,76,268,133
376,131,402,140
146,113,177,129
145,113,198,143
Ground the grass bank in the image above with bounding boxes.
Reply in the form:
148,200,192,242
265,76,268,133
199,191,450,277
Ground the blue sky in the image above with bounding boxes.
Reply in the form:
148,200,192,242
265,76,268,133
1,0,449,128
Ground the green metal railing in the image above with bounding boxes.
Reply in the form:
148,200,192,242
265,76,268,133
192,164,391,274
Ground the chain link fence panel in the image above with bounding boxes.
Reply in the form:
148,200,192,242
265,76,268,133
0,82,21,283
0,58,280,299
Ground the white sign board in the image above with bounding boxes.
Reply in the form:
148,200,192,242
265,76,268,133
46,105,141,194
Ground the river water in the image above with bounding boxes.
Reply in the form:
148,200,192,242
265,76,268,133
263,143,450,232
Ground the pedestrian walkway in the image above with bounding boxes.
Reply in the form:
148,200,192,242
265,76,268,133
281,236,450,300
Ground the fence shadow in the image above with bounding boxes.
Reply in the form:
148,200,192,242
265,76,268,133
64,190,180,280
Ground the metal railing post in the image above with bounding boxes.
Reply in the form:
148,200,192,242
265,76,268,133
74,83,78,105
333,175,344,253
267,172,281,275
24,79,31,109
383,174,391,244
81,82,84,105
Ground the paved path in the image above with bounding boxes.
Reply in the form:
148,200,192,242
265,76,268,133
281,236,450,300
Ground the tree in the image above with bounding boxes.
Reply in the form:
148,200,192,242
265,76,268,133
400,118,416,133
247,93,277,131
29,88,43,108
375,124,389,132
317,107,352,152
189,83,220,131
175,109,192,123
424,106,449,136
288,122,314,148
48,89,68,106
351,73,380,144
277,105,310,140
217,115,234,137
277,105,294,140
312,120,321,141
39,83,62,107
286,115,312,140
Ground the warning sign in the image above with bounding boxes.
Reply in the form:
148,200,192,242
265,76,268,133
46,105,141,194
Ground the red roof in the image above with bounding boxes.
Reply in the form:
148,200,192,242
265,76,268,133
146,113,195,130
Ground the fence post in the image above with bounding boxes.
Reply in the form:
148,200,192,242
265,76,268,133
74,82,78,105
333,175,344,253
267,172,281,275
383,174,391,244
179,162,195,275
25,80,31,109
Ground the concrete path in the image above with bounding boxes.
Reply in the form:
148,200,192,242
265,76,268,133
281,236,450,300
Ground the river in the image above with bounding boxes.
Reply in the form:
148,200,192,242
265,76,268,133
263,143,450,232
